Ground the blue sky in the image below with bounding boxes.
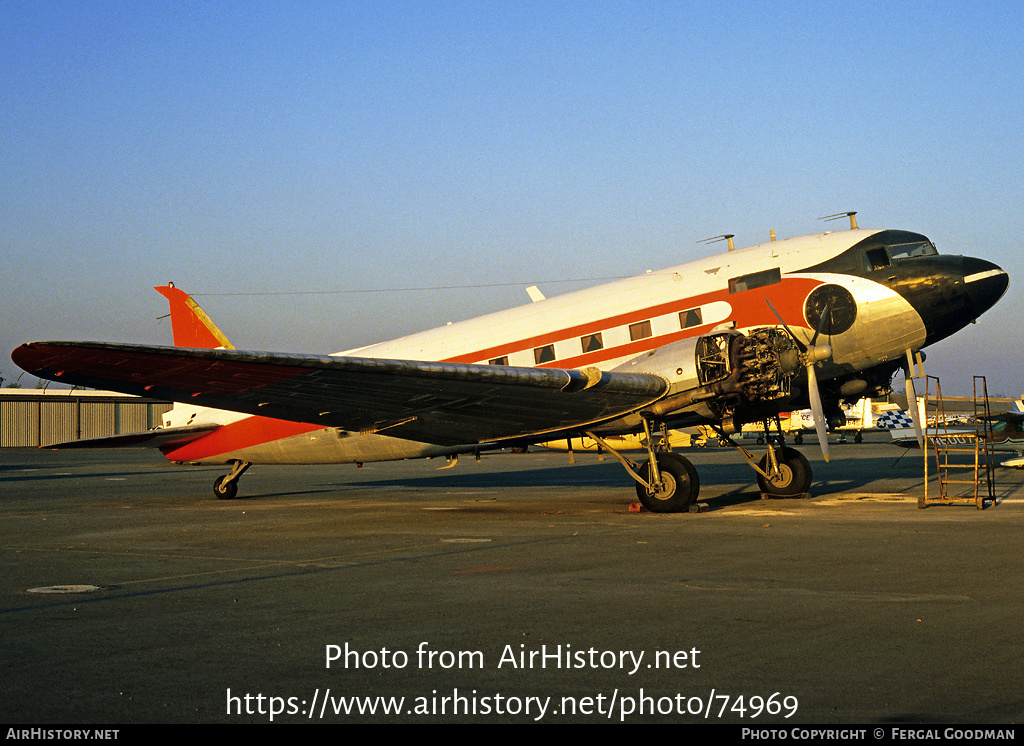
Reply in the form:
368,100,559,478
3,1,1022,396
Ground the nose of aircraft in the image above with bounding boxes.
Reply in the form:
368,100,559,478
893,254,1009,347
961,256,1009,320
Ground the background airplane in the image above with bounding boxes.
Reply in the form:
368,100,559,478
12,219,1009,512
878,402,1024,468
750,397,875,445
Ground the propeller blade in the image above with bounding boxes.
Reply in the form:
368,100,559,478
809,300,834,347
806,362,830,462
765,300,807,352
766,297,832,460
905,373,925,447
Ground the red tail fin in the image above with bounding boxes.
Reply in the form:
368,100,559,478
155,284,235,349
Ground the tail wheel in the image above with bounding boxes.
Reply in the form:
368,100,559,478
756,447,812,496
635,452,700,513
213,475,239,500
213,460,250,500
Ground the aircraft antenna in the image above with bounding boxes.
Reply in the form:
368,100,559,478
700,234,735,251
819,211,858,230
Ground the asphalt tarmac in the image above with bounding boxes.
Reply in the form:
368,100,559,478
2,434,1022,724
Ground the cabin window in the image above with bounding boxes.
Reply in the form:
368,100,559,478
488,356,509,366
728,267,781,294
580,333,603,353
629,321,652,340
534,344,556,364
679,307,703,329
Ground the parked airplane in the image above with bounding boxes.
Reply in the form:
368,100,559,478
757,397,875,445
11,217,1009,511
878,403,1024,468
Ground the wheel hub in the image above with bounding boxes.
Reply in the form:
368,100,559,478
767,464,794,488
649,471,677,500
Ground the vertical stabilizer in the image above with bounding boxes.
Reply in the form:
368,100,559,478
155,284,235,349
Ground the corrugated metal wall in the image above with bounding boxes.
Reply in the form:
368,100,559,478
1,400,39,448
0,393,172,447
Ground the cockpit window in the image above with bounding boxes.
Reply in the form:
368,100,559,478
887,241,936,261
864,241,937,272
865,248,890,271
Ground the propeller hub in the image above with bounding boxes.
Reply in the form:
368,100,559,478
802,344,832,366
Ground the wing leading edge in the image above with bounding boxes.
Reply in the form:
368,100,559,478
12,342,670,446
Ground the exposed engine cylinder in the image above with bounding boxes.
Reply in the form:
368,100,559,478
734,327,799,401
630,328,801,425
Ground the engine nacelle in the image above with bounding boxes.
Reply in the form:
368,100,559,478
612,331,733,391
617,328,802,426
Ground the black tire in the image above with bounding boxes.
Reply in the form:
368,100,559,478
756,447,812,496
635,452,700,513
213,475,238,500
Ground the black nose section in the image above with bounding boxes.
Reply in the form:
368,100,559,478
962,257,1009,320
891,255,1009,347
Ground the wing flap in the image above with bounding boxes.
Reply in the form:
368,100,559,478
13,342,669,446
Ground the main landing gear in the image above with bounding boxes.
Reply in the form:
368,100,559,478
635,451,701,513
587,416,814,513
213,460,251,499
585,421,701,514
729,418,813,499
755,447,812,496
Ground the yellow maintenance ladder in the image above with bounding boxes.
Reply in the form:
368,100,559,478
921,376,995,509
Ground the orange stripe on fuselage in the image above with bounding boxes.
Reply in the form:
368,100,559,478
444,277,822,365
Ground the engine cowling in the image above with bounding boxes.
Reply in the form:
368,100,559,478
614,328,803,430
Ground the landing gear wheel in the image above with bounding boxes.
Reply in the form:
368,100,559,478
635,452,700,513
756,447,812,497
213,475,239,500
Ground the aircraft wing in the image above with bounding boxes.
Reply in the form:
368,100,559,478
12,342,670,446
993,411,1024,423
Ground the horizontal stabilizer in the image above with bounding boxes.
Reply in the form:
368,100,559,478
43,424,220,451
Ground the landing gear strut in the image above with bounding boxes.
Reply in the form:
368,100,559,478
584,412,813,512
756,447,812,496
715,418,814,498
586,419,701,513
213,460,250,499
634,452,700,513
